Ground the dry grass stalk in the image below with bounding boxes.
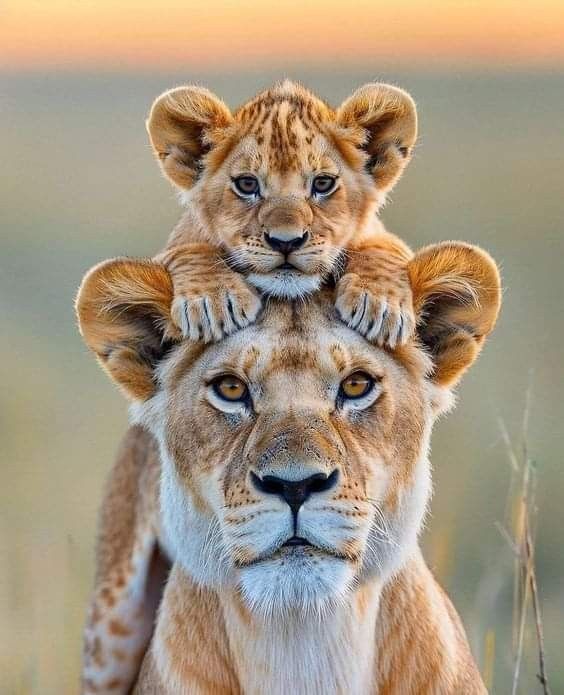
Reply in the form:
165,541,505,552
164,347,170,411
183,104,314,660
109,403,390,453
498,380,550,695
483,629,496,691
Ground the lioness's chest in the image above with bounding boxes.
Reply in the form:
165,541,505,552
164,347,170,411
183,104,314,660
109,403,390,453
221,593,380,695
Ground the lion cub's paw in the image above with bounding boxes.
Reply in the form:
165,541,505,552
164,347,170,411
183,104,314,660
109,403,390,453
335,272,415,348
171,280,262,343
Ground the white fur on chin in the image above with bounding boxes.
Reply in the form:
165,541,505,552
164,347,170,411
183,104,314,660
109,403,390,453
238,550,356,619
247,271,321,299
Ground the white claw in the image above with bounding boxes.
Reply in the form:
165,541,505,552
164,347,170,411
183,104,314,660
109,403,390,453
398,308,415,345
221,293,238,336
366,300,386,342
203,296,223,342
227,292,247,329
172,288,261,343
349,293,368,330
387,319,400,349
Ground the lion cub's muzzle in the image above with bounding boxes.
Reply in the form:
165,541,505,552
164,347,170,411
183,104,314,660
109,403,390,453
263,228,309,259
258,198,314,265
244,198,329,296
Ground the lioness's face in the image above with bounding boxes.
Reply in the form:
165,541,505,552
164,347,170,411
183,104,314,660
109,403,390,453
144,298,433,615
78,247,500,615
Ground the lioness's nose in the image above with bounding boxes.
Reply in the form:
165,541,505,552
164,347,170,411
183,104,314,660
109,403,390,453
251,470,338,513
264,230,308,255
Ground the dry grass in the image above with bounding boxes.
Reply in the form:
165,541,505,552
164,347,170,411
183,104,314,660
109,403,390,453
496,379,551,695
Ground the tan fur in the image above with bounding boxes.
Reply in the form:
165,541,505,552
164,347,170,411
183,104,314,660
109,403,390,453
76,242,500,694
146,80,417,347
82,426,166,693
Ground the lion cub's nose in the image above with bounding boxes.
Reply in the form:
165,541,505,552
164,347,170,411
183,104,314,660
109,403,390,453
251,470,338,513
264,230,309,256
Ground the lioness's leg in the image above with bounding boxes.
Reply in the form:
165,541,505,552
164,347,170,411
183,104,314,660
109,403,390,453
82,426,168,695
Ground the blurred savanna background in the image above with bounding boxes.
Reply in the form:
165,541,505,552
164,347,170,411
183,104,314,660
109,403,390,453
1,1,563,693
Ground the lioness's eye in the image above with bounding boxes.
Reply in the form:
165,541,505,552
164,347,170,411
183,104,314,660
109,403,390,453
340,371,374,399
312,174,338,196
212,375,249,402
233,175,260,197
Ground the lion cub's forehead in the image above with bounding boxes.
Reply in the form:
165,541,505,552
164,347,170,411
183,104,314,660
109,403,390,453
232,81,337,173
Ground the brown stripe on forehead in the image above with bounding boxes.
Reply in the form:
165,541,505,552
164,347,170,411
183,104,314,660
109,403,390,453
265,343,321,374
236,87,333,140
304,99,326,130
169,342,208,385
235,89,320,117
235,98,261,122
234,80,334,118
329,343,349,373
248,101,273,135
240,345,261,374
269,108,299,170
271,104,299,155
285,108,299,149
234,100,270,144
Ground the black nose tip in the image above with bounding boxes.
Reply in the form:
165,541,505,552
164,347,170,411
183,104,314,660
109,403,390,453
264,230,308,255
251,470,338,513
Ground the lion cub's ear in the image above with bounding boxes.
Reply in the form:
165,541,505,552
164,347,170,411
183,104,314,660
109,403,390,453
408,242,502,388
76,258,177,400
336,83,417,193
147,86,234,189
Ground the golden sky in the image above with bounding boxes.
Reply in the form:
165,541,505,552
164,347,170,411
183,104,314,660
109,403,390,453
3,0,564,71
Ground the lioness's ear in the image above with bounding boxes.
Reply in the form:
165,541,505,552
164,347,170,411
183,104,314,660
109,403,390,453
147,86,234,189
408,242,501,387
76,258,176,400
336,83,417,193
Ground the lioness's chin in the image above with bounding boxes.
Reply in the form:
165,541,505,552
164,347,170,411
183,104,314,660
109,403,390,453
247,271,322,299
238,551,356,617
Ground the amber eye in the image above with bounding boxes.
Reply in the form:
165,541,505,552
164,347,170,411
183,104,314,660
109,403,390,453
340,371,374,400
233,175,260,197
212,375,249,402
312,174,338,196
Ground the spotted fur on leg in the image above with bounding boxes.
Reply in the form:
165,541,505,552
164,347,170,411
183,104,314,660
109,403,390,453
81,427,168,695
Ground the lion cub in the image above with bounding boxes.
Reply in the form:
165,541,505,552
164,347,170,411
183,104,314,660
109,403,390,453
147,80,417,347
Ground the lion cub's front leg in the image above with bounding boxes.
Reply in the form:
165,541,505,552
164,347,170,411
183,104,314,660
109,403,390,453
159,243,262,342
336,236,415,348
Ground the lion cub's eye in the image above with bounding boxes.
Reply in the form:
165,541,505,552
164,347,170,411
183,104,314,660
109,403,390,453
312,174,338,197
212,375,249,402
340,371,374,399
232,175,260,197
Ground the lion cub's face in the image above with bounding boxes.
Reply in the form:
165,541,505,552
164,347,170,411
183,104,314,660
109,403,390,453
144,298,432,615
148,81,417,298
189,94,377,299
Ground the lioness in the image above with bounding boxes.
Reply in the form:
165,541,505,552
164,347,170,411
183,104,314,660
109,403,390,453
148,80,417,347
77,241,501,694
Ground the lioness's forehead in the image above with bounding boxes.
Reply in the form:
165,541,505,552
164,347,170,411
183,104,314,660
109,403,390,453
191,327,379,390
167,298,411,391
219,331,367,382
